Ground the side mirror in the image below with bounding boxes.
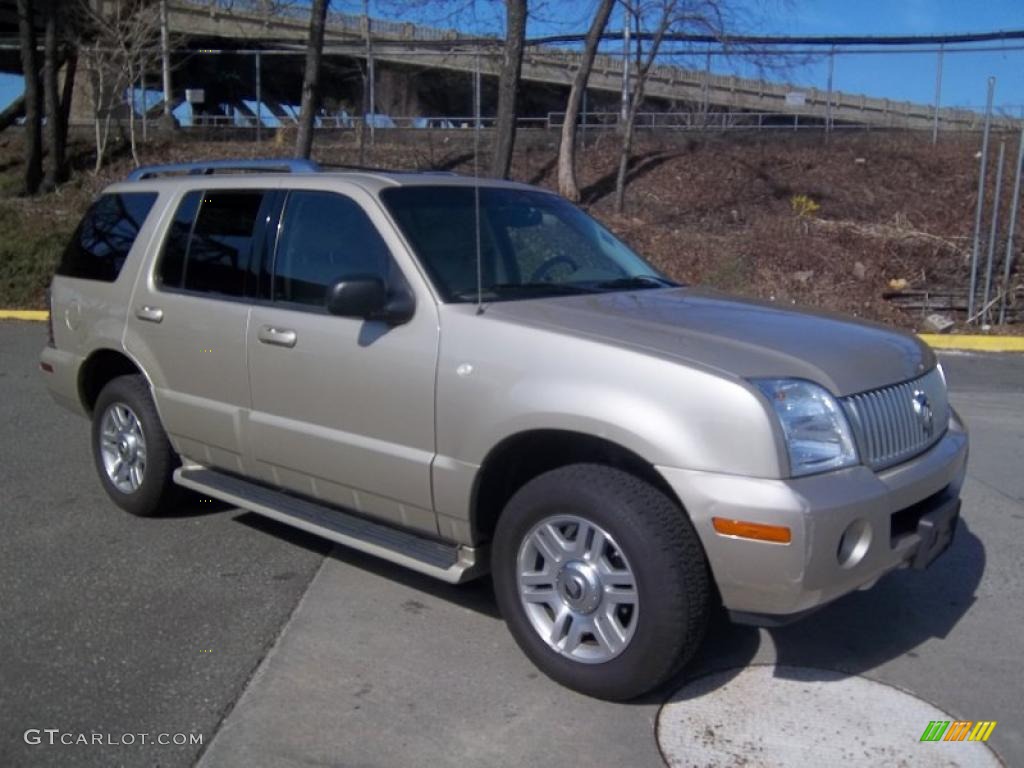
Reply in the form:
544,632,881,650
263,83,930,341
325,276,414,325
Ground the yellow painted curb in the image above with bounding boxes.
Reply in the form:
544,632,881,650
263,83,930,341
0,310,49,321
918,334,1024,352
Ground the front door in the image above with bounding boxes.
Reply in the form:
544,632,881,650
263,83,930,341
246,187,440,535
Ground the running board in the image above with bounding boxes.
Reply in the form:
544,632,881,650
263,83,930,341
174,467,483,584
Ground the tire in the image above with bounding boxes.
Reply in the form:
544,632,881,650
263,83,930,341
491,463,711,701
91,374,182,517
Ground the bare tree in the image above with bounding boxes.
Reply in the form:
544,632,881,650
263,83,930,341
490,0,527,179
557,0,615,201
17,0,43,195
76,0,162,171
613,0,723,213
42,0,67,190
295,0,330,159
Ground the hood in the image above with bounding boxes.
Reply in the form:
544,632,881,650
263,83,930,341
487,287,934,397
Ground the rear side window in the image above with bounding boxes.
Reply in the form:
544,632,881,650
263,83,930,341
57,192,158,282
157,190,268,298
273,190,392,307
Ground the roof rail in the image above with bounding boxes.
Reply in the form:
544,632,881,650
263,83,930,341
317,163,461,175
127,158,320,181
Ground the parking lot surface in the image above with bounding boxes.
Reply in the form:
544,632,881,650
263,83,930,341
2,321,1021,766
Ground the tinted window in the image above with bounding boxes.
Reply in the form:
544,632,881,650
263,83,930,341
273,191,392,307
157,190,201,289
57,192,157,282
184,191,265,297
156,190,266,297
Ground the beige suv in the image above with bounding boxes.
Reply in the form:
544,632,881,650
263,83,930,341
41,159,967,700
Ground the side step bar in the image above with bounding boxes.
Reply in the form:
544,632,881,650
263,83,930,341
174,467,484,584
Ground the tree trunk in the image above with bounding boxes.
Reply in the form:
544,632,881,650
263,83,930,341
295,0,329,160
612,106,637,213
557,0,614,201
42,0,65,190
613,21,667,213
126,59,139,167
489,0,527,180
17,0,42,195
60,50,77,142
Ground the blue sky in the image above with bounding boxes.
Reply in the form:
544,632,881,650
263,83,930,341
2,0,1022,115
370,0,1024,112
745,0,1024,110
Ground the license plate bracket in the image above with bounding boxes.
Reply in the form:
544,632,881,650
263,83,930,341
911,496,960,570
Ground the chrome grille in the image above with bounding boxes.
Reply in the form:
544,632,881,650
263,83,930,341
841,368,949,471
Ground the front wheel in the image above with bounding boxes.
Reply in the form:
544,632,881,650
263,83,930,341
492,464,711,701
91,374,181,517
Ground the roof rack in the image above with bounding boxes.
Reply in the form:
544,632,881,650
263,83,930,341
127,158,321,181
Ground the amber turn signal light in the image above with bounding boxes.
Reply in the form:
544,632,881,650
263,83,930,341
712,517,792,544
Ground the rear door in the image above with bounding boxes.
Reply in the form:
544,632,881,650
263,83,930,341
245,185,440,535
125,186,278,473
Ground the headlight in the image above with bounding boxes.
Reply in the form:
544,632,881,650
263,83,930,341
753,378,858,477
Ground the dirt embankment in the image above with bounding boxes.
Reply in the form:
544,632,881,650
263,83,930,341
1,129,1017,330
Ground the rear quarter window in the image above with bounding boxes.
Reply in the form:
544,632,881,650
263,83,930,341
57,192,158,282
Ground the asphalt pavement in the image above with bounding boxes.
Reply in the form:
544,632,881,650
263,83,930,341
2,320,1022,767
0,322,329,767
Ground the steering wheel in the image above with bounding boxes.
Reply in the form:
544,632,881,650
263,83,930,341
529,255,579,283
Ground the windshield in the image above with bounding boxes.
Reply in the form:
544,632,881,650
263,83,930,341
380,185,676,302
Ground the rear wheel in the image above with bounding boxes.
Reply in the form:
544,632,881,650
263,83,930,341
492,463,711,701
91,375,181,517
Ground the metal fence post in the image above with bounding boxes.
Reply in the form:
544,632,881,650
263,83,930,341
931,43,944,144
365,1,375,146
968,77,996,322
255,50,261,143
999,123,1024,324
141,56,147,141
621,15,630,126
702,49,710,116
825,45,835,138
981,141,1006,323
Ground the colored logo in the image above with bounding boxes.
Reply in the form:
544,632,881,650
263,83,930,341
920,721,997,742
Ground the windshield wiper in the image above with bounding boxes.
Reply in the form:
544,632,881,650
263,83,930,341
591,275,680,290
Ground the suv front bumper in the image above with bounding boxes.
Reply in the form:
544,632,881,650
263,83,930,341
657,409,968,621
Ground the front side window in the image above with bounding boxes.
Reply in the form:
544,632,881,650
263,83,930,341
58,192,158,282
380,186,672,302
157,190,267,298
272,190,393,308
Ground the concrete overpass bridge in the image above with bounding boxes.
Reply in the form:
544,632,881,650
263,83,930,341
0,0,1003,132
160,0,994,132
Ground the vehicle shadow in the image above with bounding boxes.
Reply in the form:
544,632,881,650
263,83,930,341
161,494,234,518
228,506,985,704
233,511,334,557
233,511,502,618
656,519,986,704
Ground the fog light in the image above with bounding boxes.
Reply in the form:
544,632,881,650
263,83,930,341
837,519,872,568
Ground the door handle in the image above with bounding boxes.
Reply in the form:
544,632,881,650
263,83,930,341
136,305,164,323
258,325,297,348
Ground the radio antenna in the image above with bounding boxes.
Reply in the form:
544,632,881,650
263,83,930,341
473,41,484,314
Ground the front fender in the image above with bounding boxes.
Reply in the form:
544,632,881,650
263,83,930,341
430,307,783,530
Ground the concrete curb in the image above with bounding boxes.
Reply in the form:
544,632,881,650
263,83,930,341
4,310,1024,352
